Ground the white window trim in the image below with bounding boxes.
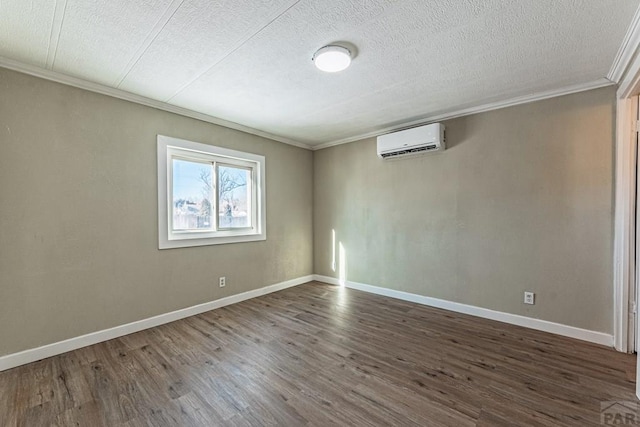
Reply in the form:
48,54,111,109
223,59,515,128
157,135,266,249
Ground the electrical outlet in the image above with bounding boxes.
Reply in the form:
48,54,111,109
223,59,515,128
524,291,535,305
219,277,226,288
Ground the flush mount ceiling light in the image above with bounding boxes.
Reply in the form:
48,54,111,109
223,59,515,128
312,45,352,72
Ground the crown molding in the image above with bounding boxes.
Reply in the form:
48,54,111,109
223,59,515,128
618,49,640,99
617,12,640,99
0,56,618,153
311,78,615,151
608,5,640,84
0,56,312,151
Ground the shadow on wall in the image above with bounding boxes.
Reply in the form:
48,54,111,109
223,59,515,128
608,99,616,214
327,120,472,289
443,118,468,151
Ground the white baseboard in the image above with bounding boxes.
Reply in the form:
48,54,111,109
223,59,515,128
0,275,314,372
313,275,613,347
0,273,614,372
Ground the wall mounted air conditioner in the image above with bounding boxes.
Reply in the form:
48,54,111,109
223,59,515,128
376,123,445,159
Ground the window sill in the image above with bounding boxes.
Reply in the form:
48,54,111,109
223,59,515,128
159,232,266,249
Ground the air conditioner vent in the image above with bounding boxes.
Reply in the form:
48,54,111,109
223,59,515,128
380,144,439,158
377,123,445,159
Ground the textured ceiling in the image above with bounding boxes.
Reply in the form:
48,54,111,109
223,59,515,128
0,0,638,147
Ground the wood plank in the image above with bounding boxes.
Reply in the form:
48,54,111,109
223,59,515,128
0,282,635,426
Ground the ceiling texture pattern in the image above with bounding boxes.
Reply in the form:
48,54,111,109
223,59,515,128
0,0,639,147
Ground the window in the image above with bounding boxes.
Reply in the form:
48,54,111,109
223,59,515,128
157,135,265,249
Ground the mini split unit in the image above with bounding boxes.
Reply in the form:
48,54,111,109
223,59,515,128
377,123,446,159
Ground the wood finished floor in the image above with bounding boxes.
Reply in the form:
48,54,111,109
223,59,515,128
0,282,636,426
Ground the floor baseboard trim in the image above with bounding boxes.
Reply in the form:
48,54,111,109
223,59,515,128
0,275,314,372
313,275,613,347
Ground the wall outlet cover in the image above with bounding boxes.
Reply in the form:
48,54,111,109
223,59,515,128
524,291,535,305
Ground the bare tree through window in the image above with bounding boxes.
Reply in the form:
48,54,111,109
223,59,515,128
199,166,250,228
172,159,213,230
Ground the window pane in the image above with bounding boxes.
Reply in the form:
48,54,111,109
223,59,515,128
218,165,251,229
172,159,213,231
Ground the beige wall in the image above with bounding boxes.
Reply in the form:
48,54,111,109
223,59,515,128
0,66,617,356
314,87,616,333
0,68,313,356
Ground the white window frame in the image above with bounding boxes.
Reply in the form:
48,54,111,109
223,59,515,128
157,135,266,249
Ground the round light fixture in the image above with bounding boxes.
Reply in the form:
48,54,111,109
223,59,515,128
312,45,352,73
